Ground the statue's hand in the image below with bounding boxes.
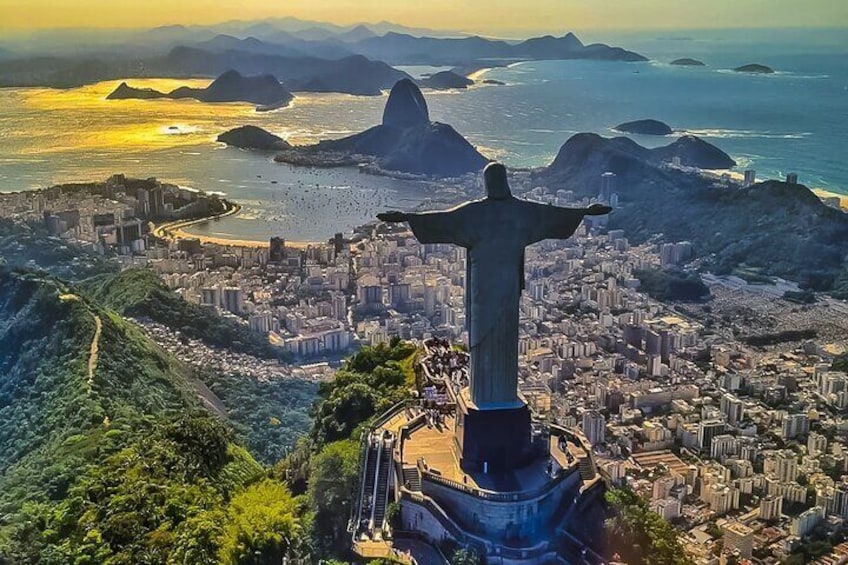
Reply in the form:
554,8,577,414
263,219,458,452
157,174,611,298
377,211,408,223
585,204,613,216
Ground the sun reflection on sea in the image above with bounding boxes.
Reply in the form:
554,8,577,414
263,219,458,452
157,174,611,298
9,79,390,156
16,79,267,153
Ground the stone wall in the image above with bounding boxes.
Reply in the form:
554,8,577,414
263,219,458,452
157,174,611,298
420,469,582,544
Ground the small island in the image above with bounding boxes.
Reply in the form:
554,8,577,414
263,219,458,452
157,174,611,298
482,79,506,86
107,70,294,109
670,58,706,66
217,126,292,151
614,119,674,136
733,63,775,74
107,82,168,100
417,70,474,90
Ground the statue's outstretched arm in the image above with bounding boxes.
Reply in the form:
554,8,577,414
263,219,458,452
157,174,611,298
523,201,612,244
585,203,613,216
377,211,408,223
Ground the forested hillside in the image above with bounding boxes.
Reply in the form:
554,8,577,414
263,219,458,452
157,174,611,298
0,268,301,563
0,267,417,563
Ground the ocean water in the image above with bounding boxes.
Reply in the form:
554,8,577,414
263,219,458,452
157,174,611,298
0,28,844,242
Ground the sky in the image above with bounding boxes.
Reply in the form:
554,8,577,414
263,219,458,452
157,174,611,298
0,0,846,34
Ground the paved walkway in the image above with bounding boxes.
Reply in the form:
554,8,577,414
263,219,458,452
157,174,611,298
393,538,449,565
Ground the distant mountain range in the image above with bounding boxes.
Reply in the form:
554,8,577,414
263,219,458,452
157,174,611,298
0,23,646,93
349,31,646,65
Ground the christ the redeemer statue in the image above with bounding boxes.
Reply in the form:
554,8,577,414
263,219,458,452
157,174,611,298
379,163,611,411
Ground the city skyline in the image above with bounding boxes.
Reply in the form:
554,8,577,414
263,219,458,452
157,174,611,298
1,0,846,34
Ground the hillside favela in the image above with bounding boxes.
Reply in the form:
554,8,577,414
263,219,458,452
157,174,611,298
0,1,847,564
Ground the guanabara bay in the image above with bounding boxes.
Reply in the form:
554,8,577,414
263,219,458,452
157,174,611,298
0,2,847,565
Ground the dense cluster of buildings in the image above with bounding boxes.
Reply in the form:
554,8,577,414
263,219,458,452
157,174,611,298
0,174,224,255
4,172,848,563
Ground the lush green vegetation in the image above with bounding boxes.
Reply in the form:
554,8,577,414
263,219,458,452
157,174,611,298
0,272,417,564
82,268,281,359
604,487,694,565
834,354,848,374
634,268,710,302
310,338,416,445
276,338,418,559
203,371,316,465
0,268,303,564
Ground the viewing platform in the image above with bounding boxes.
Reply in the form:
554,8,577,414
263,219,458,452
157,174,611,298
351,338,606,564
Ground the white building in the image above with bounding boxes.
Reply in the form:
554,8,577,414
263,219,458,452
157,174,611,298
582,410,606,447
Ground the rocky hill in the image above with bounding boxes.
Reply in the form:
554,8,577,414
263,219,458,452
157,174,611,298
107,69,294,108
276,79,489,177
535,134,848,292
418,70,474,90
0,267,316,563
217,125,292,150
545,133,735,174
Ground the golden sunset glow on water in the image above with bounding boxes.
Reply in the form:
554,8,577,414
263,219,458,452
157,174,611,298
6,79,390,156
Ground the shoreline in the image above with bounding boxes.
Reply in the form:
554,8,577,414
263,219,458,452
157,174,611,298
151,200,325,249
813,188,848,211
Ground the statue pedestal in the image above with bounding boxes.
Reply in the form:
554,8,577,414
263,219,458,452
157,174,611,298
453,389,532,473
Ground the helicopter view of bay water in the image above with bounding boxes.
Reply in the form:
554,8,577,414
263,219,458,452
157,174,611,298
0,28,845,243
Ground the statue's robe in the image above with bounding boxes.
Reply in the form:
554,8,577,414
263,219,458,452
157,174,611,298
407,196,588,409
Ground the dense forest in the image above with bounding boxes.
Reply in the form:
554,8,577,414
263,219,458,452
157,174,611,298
0,265,417,563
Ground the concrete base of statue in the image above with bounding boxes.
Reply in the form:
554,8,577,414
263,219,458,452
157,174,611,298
453,389,533,473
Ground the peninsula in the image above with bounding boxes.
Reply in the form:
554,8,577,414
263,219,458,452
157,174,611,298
274,79,488,177
107,70,294,109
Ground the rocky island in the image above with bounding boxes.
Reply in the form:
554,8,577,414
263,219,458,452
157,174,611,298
106,82,168,100
106,70,294,109
275,79,488,178
417,70,474,90
734,63,775,74
217,125,291,151
670,58,706,66
614,119,674,136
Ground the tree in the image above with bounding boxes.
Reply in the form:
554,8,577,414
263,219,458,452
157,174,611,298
218,479,300,565
308,440,360,556
604,487,694,565
451,548,481,565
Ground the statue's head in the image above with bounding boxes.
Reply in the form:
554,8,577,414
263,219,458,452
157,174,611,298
483,162,511,200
